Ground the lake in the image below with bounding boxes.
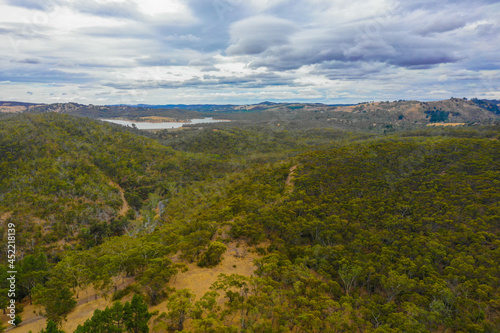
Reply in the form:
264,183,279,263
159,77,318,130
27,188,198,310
100,117,230,130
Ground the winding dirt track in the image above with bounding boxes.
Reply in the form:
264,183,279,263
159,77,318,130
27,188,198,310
285,165,298,192
6,167,298,331
109,180,130,216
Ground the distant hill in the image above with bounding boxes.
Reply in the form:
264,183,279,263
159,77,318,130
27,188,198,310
471,98,500,115
331,98,497,123
25,102,209,120
0,101,42,107
124,101,350,112
0,101,44,113
483,99,500,105
1,98,499,133
128,103,238,112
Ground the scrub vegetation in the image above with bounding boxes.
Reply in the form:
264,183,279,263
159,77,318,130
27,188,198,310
0,102,499,332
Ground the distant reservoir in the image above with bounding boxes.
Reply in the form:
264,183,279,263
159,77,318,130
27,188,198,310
100,117,230,130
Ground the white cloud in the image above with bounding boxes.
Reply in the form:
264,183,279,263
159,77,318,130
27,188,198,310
0,0,499,104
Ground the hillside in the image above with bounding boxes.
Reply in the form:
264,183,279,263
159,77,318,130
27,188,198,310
330,98,497,125
1,98,499,134
0,101,43,114
0,112,499,332
162,133,500,332
28,103,209,122
0,113,246,255
0,113,359,255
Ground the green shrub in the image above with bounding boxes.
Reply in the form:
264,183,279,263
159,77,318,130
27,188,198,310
197,242,227,267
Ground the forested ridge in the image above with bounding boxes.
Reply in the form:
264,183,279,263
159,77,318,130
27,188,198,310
0,112,499,332
0,112,242,252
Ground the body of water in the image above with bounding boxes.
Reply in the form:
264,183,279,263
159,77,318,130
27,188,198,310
100,117,229,130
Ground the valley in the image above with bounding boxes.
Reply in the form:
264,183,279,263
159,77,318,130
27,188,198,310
0,100,499,332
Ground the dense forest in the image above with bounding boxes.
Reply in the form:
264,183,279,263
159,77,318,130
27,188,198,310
0,110,499,332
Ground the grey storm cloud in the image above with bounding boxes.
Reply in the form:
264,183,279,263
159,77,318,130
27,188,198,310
233,9,468,71
136,52,219,67
82,24,153,40
12,58,41,64
226,15,297,55
102,71,294,90
416,16,468,36
0,67,93,84
314,61,391,80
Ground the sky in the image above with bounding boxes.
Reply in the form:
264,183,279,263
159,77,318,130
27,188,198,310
0,0,499,105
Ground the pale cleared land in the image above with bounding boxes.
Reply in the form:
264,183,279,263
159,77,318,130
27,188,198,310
7,242,259,332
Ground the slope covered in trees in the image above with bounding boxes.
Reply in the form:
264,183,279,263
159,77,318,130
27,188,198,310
152,132,499,332
0,111,499,332
0,112,255,255
229,136,499,331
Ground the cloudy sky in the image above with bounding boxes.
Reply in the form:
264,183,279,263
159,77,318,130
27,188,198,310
0,0,499,104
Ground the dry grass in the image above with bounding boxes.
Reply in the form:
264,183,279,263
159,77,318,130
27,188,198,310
108,180,130,216
138,116,185,123
427,123,466,126
285,165,298,192
3,302,45,332
149,241,260,332
8,279,135,332
8,242,259,332
167,241,258,301
0,211,13,222
0,106,26,113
